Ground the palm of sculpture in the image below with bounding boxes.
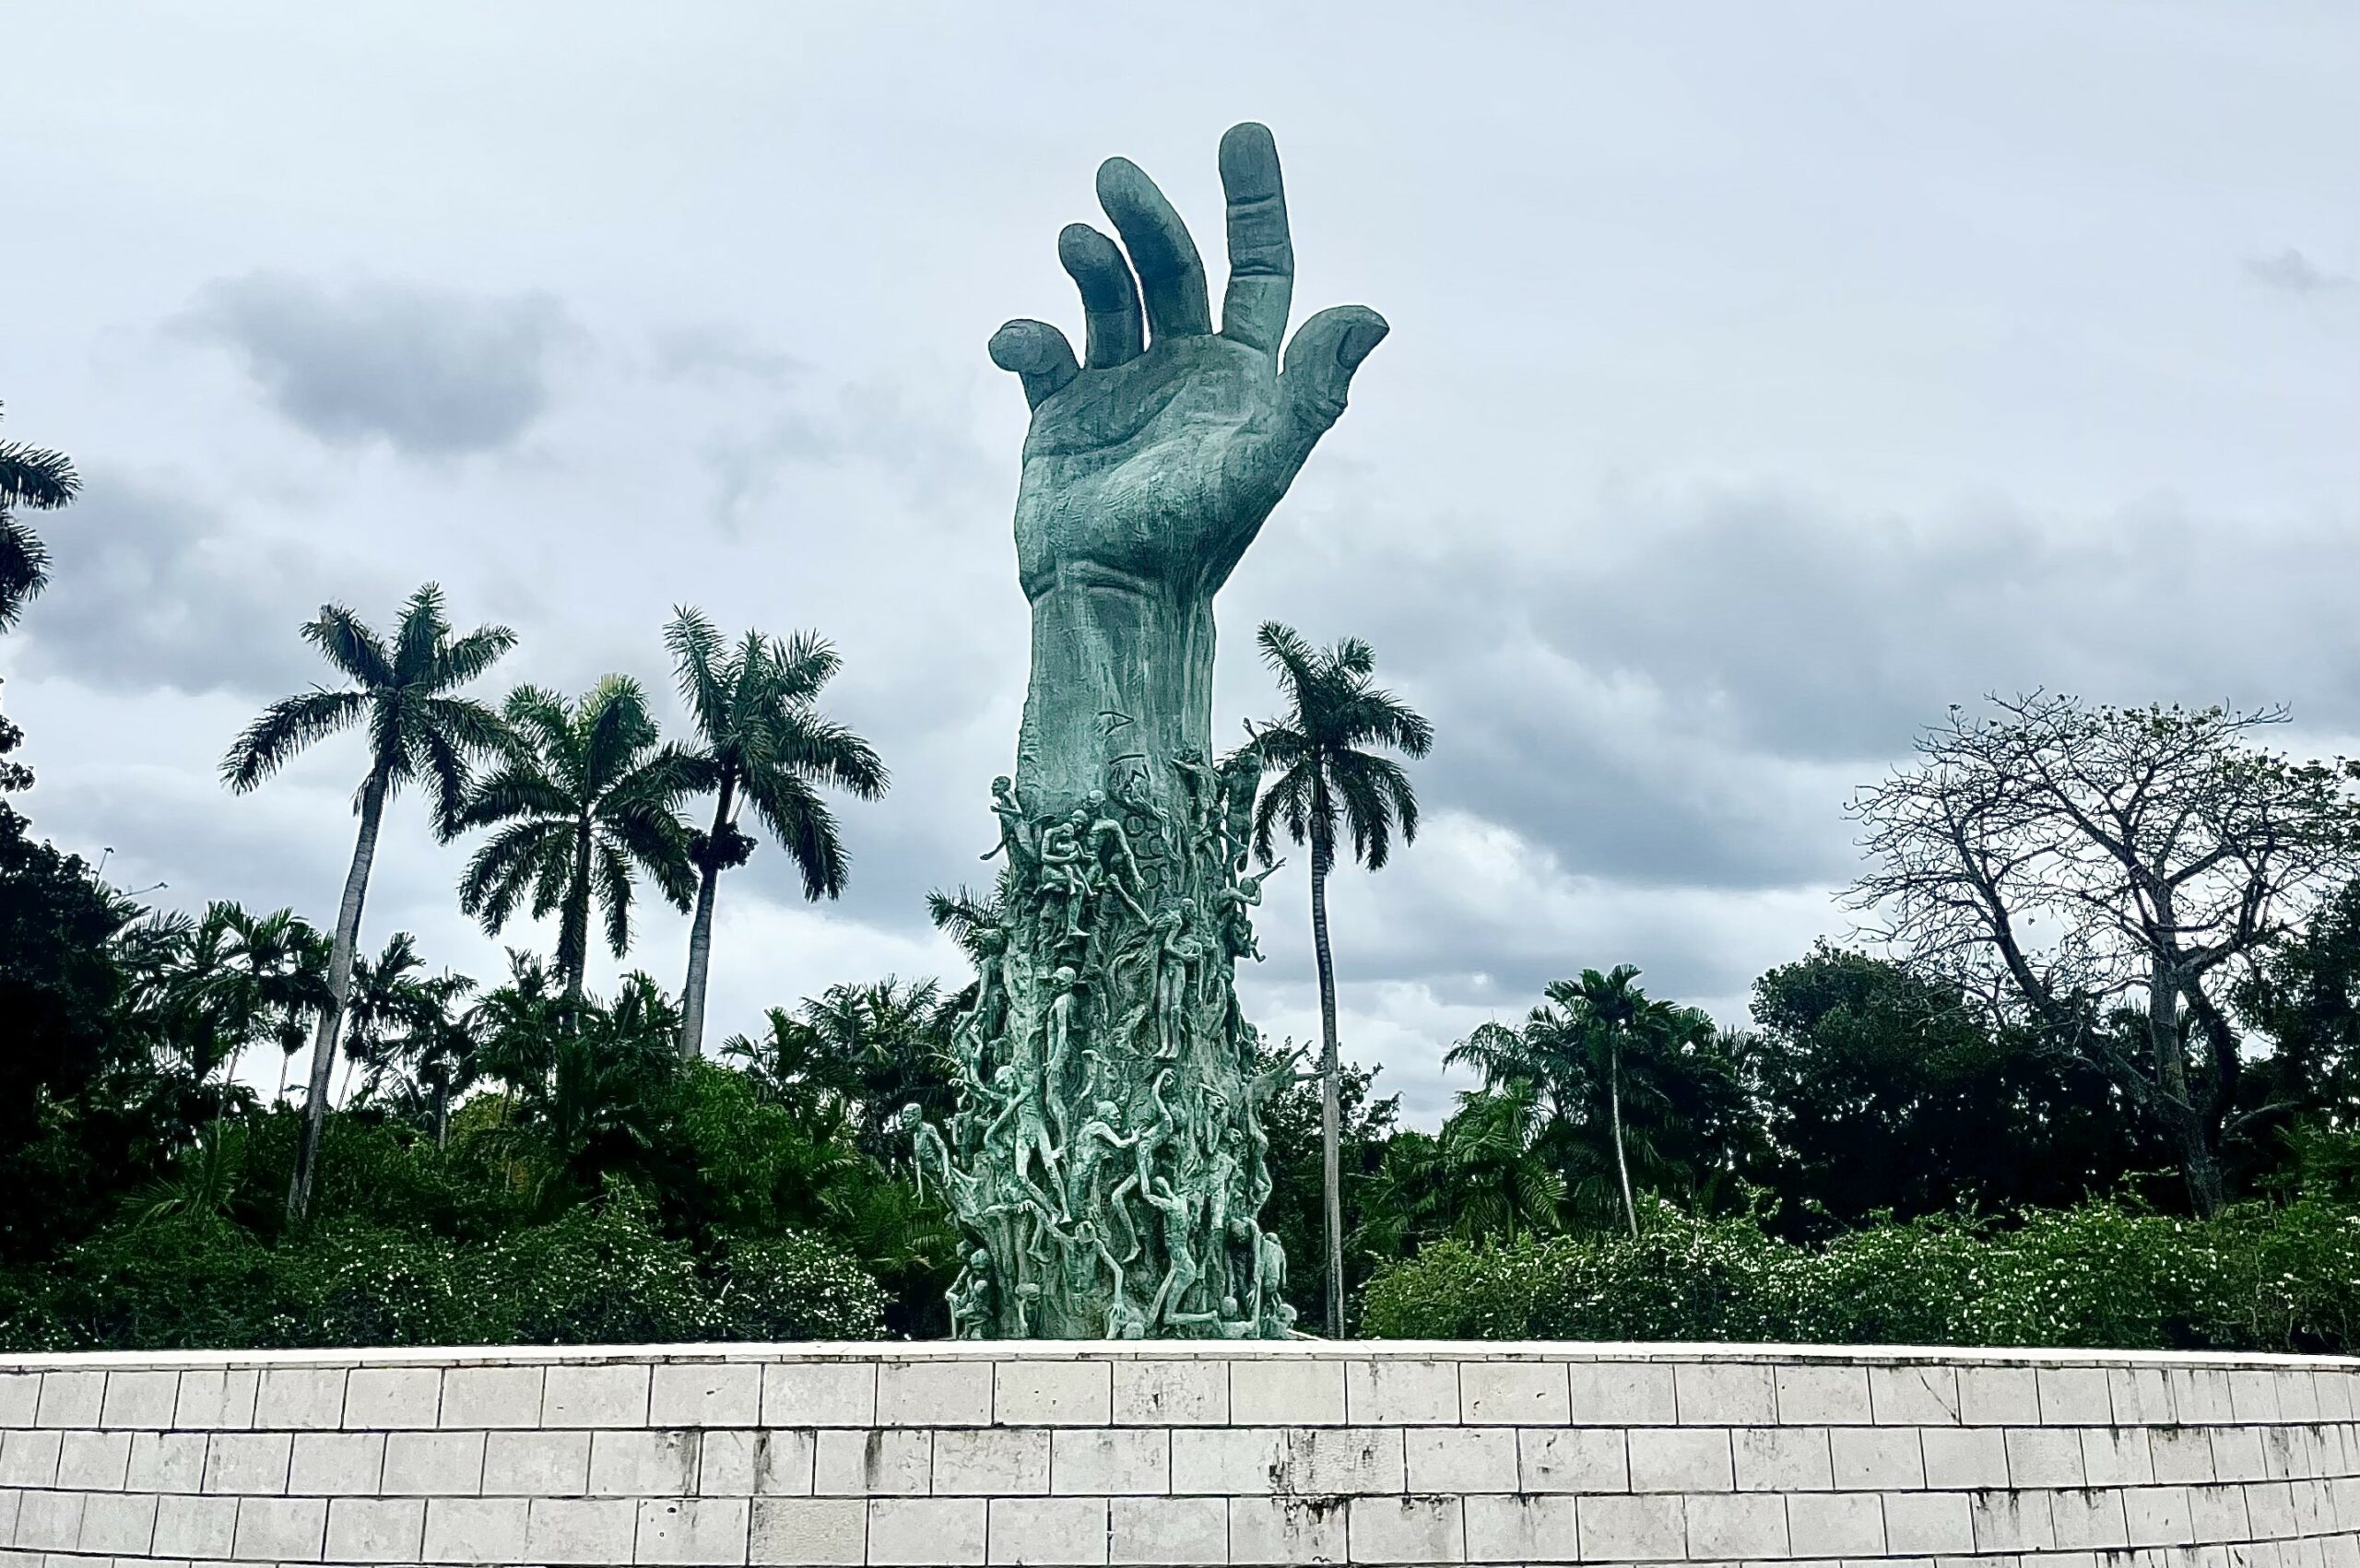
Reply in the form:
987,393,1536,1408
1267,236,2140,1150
990,124,1387,812
921,124,1386,1339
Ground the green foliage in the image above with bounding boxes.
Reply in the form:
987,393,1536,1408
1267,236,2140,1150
1746,944,2165,1233
1362,1193,2360,1354
5,1187,884,1352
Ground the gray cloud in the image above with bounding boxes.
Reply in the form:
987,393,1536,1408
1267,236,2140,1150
183,276,580,457
14,473,374,699
2247,248,2349,295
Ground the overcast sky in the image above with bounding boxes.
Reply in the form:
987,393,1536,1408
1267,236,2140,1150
4,3,2355,1122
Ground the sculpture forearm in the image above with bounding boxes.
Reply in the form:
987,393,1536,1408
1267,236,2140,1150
1015,572,1216,818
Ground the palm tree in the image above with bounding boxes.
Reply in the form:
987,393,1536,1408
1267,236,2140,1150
663,608,888,1058
1450,965,1729,1238
1247,621,1434,1336
454,678,697,1003
0,405,78,630
221,584,515,1221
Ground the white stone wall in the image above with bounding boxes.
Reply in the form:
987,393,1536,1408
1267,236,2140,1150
4,1342,2358,1567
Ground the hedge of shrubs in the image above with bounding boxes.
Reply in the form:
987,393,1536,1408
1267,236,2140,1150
1360,1196,2360,1353
0,1192,888,1351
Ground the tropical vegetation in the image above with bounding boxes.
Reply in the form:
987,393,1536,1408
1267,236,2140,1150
8,408,2360,1352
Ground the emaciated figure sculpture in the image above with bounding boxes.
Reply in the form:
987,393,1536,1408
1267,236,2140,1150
912,124,1386,1338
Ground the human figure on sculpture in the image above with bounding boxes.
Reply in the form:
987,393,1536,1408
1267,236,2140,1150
1034,819,1089,943
1144,1178,1216,1328
985,1037,1065,1218
980,775,1035,871
1065,1098,1139,1220
1212,857,1281,961
950,1246,996,1338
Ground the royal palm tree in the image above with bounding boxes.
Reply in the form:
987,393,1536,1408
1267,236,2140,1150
1248,620,1434,1335
1450,965,1728,1238
221,584,515,1221
664,608,888,1058
454,678,697,1003
0,406,78,630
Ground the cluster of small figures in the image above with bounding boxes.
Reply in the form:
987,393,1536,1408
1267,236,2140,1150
903,745,1305,1339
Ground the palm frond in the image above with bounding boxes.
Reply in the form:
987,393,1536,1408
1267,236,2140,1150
218,690,367,792
301,604,395,690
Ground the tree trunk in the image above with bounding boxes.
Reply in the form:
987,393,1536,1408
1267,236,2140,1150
287,771,386,1223
2147,949,2226,1218
1310,843,1345,1338
678,778,734,1060
1609,1032,1638,1238
560,818,595,1005
432,1083,450,1151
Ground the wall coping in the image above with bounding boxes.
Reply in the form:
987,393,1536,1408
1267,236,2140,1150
5,1338,2354,1372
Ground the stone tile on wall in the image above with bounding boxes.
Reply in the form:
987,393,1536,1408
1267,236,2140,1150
342,1369,441,1432
931,1428,1050,1496
1463,1491,1577,1563
34,1373,103,1430
1108,1494,1225,1566
1457,1361,1566,1426
1231,1361,1347,1428
765,1362,877,1430
1343,1360,1457,1427
1517,1426,1626,1493
995,1361,1110,1427
1568,1362,1677,1426
1050,1427,1168,1495
1227,1495,1346,1565
1774,1365,1871,1427
1111,1361,1227,1428
748,1496,864,1566
650,1364,762,1430
1402,1427,1516,1494
1733,1425,1833,1491
1344,1493,1461,1564
636,1496,749,1566
544,1363,651,1429
98,1371,179,1432
440,1368,543,1432
380,1430,485,1497
814,1429,932,1497
985,1495,1107,1566
1676,1362,1777,1425
1870,1366,1961,1427
419,1496,529,1565
878,1363,993,1430
867,1498,985,1566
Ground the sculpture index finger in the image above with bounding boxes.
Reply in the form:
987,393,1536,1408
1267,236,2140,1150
1217,123,1293,355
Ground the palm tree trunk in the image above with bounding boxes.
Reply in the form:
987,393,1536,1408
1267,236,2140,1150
1310,843,1346,1338
432,1083,450,1150
1610,1032,1638,1239
678,777,734,1060
288,771,386,1223
560,818,595,1005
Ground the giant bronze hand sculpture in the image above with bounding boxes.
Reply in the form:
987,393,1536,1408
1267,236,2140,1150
921,125,1385,1339
989,123,1387,815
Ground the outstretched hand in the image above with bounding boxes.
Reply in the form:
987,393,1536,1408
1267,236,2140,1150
991,124,1388,605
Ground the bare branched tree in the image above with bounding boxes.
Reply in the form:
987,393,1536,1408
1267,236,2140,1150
1848,694,2359,1215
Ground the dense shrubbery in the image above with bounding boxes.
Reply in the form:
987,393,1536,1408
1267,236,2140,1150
1362,1194,2360,1353
2,1191,884,1352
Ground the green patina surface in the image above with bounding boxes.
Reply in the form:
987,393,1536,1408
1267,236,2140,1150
909,124,1386,1338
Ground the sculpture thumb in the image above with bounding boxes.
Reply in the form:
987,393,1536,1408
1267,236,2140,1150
1280,304,1389,437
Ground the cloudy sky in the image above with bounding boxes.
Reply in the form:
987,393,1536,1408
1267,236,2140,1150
4,3,2354,1122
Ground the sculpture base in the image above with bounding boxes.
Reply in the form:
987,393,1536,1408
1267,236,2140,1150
913,751,1294,1339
